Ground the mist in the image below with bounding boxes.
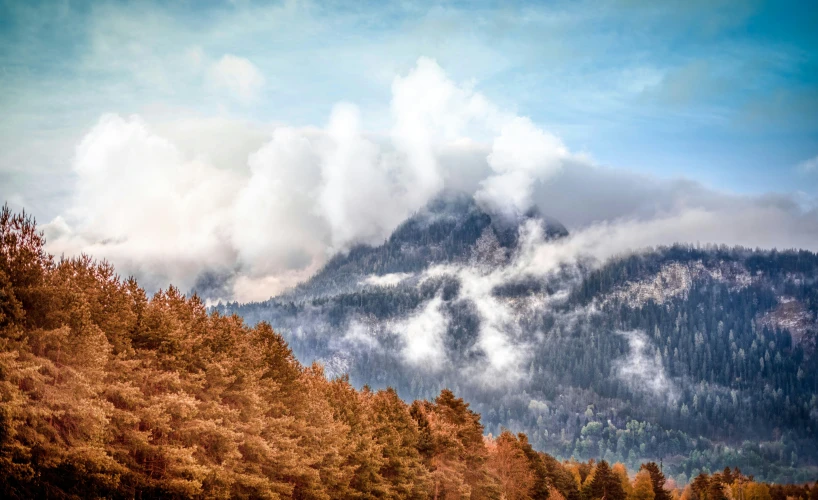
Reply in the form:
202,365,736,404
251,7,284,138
615,330,678,403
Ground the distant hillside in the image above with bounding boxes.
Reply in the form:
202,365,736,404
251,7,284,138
221,194,818,485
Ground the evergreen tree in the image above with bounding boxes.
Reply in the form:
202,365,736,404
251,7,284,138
585,460,626,500
631,470,656,500
641,462,672,500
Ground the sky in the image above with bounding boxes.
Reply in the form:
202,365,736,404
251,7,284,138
1,0,817,302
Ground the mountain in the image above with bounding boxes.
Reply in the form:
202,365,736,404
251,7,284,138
220,193,818,485
279,192,568,300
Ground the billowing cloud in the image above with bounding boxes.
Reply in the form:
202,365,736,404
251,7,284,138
394,295,448,370
317,103,401,250
391,57,571,217
477,117,568,216
44,114,242,295
230,126,325,280
40,57,818,305
43,58,579,301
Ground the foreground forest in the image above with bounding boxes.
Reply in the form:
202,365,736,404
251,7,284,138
1,205,816,499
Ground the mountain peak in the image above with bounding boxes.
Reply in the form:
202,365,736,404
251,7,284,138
283,191,568,299
390,190,568,249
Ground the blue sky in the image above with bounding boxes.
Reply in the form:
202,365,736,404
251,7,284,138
2,0,817,212
2,0,818,300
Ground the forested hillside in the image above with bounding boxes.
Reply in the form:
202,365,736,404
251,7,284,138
220,194,818,486
2,202,816,497
0,202,571,498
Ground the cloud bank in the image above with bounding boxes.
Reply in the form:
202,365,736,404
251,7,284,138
42,58,576,301
41,57,818,303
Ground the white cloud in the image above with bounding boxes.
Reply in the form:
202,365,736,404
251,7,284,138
390,57,490,209
390,57,574,217
614,330,677,402
362,273,413,287
477,117,568,216
317,103,400,250
39,57,818,306
342,320,381,350
230,126,326,278
457,265,529,383
207,54,266,103
394,295,448,370
520,204,818,277
44,114,242,293
422,257,536,388
43,59,519,300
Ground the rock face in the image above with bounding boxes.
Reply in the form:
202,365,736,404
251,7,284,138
758,297,817,350
601,260,754,308
218,195,818,483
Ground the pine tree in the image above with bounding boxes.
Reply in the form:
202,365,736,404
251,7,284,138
641,462,672,500
613,462,632,499
585,460,626,500
487,430,536,500
631,470,656,500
